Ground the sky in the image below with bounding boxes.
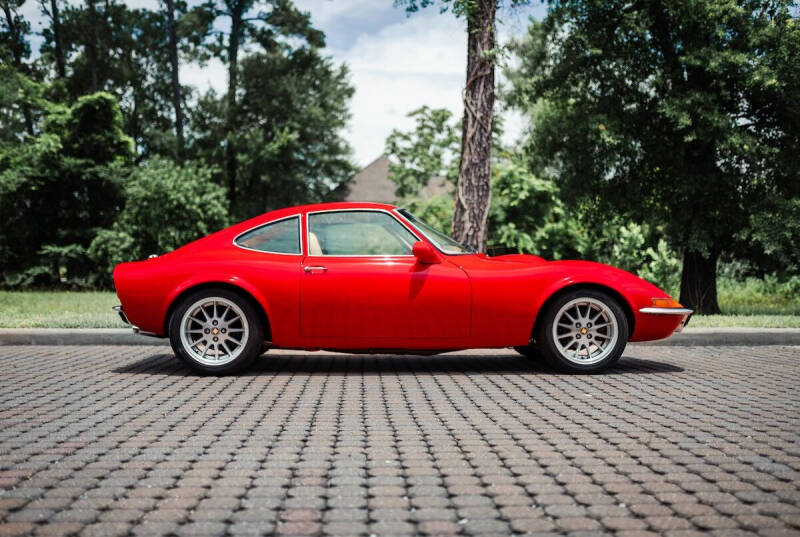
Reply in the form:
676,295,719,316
21,0,546,167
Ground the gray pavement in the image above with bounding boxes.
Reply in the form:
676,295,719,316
0,345,798,537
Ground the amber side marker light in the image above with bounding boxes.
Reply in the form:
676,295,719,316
650,297,683,308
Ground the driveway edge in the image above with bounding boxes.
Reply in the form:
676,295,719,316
1,327,799,347
0,328,168,346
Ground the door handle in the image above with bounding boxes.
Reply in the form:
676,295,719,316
303,265,328,274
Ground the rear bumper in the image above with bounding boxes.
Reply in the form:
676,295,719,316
112,306,162,338
639,307,693,333
112,305,130,325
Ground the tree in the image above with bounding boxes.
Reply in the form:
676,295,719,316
88,157,228,281
0,90,134,286
195,0,325,214
385,106,458,198
38,0,66,79
509,1,800,313
164,0,185,160
46,1,199,158
192,45,354,219
397,0,529,252
190,0,352,219
1,0,34,135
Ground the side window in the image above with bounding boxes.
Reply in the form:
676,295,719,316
308,211,418,256
235,217,300,254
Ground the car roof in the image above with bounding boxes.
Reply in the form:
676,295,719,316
291,201,398,213
226,201,401,236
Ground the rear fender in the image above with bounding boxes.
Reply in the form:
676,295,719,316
163,274,272,335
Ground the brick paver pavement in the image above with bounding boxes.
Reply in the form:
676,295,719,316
0,345,798,537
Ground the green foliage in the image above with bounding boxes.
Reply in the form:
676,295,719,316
88,157,229,280
395,0,530,18
581,220,681,293
0,87,133,287
716,273,800,315
386,106,458,198
45,1,194,157
488,160,584,260
228,47,355,216
734,196,800,275
508,1,800,311
400,195,455,235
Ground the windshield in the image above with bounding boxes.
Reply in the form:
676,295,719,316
397,209,473,255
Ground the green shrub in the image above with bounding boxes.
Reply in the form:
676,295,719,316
88,158,229,283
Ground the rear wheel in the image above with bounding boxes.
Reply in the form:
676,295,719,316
536,289,628,373
169,288,264,374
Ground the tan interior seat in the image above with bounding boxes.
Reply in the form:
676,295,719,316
308,232,323,255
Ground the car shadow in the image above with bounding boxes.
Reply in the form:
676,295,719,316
112,352,684,377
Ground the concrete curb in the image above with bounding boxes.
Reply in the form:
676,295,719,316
630,327,800,346
0,328,168,346
1,327,799,347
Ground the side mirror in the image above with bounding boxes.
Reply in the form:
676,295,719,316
412,241,441,264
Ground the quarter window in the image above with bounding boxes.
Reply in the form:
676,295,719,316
308,211,418,256
235,217,300,254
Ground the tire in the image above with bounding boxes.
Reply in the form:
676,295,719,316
514,345,542,360
168,288,264,375
536,289,628,373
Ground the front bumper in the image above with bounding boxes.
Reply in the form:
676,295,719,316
639,307,694,332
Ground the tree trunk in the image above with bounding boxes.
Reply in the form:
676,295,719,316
451,0,495,252
225,4,243,215
86,0,98,91
2,2,34,135
679,249,721,314
50,0,65,78
165,0,184,160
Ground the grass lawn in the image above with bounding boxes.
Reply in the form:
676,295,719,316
0,291,125,328
1,290,799,329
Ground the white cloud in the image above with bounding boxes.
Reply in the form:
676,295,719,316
334,14,467,165
180,57,228,96
294,0,389,28
18,0,537,168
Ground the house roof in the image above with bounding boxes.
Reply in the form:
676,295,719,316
335,155,395,203
336,155,454,203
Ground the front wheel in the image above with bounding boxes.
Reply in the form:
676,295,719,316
536,289,628,373
169,289,264,375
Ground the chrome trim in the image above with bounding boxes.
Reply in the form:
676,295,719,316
303,266,328,273
305,208,422,258
232,214,303,256
132,326,161,338
112,305,130,325
639,307,694,315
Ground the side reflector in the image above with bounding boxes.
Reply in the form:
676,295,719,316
651,297,682,308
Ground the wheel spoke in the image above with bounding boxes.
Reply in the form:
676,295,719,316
181,296,249,366
551,297,619,366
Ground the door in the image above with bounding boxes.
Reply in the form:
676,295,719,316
300,210,470,343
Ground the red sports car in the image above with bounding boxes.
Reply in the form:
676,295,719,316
113,202,691,374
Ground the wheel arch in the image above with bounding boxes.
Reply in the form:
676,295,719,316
532,283,635,343
164,281,272,341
